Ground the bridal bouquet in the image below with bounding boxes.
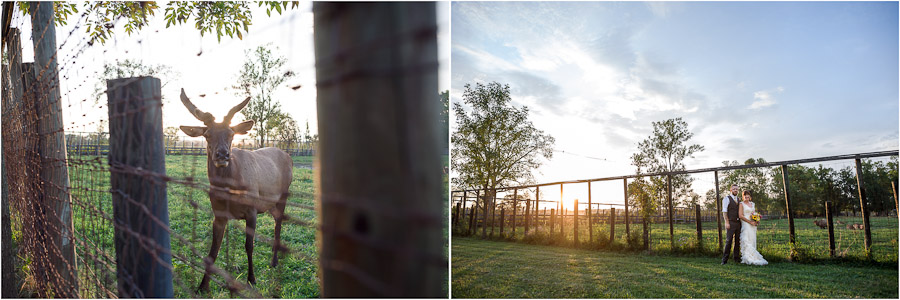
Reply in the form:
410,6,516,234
750,213,761,223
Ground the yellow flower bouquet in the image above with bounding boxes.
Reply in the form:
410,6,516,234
750,213,761,223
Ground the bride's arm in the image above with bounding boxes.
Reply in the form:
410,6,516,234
738,204,753,223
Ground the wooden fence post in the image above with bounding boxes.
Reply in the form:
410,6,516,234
524,191,531,235
560,184,564,237
695,204,702,251
573,198,579,246
468,206,476,236
781,165,796,245
511,188,517,239
499,208,505,238
550,209,556,234
667,174,674,249
454,201,461,228
588,182,592,244
314,3,443,296
482,190,488,239
462,190,468,234
490,194,496,238
30,3,78,296
107,76,173,297
1,26,24,298
715,171,722,252
623,178,629,242
609,207,616,242
892,181,898,220
826,201,835,257
854,158,872,253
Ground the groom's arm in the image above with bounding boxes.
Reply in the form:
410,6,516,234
721,197,729,229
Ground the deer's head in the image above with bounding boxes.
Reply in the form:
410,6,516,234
179,88,254,168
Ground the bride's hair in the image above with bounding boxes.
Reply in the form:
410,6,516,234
742,190,752,196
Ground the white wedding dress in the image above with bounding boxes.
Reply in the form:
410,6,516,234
740,202,768,265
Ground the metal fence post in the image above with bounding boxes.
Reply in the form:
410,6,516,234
107,76,173,297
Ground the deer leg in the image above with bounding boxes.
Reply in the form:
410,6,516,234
271,193,288,267
198,217,227,293
245,213,257,285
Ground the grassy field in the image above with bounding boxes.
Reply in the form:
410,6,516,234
451,237,899,298
64,154,318,298
456,214,898,263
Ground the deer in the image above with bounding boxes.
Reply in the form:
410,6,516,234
178,88,292,292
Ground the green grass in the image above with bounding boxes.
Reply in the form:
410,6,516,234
66,154,318,298
451,237,898,298
456,214,898,263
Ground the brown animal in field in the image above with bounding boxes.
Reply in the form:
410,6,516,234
813,219,828,229
846,223,865,230
835,220,845,225
179,89,293,292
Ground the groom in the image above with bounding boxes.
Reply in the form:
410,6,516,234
721,184,741,264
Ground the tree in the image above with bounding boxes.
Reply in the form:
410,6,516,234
92,59,177,105
630,117,705,209
451,82,555,228
232,45,295,147
16,2,299,45
719,158,776,213
272,113,301,148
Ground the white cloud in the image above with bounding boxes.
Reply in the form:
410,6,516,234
747,87,784,109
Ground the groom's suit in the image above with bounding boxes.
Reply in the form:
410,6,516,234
721,194,741,264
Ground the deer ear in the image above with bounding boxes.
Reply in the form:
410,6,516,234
231,120,254,135
180,126,207,137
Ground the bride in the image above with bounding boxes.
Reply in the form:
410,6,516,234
738,190,768,265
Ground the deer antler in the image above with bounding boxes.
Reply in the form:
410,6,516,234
223,96,251,125
181,88,215,125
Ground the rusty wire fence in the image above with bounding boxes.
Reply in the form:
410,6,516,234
3,1,445,298
452,152,898,264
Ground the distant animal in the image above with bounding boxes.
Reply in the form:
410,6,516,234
835,220,845,225
179,89,293,293
847,223,865,230
813,219,828,229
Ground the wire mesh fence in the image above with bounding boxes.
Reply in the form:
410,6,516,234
3,1,446,298
452,152,899,264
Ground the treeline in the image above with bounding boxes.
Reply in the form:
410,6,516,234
704,157,898,217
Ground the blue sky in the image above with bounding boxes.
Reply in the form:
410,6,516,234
451,1,898,207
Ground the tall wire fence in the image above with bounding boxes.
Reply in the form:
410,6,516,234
2,2,445,298
452,152,899,263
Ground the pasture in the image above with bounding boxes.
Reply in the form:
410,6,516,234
459,214,898,264
63,154,318,297
451,237,899,298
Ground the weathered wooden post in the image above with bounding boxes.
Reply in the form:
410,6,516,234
854,158,872,253
524,190,531,235
550,208,556,233
695,204,702,251
588,182,593,243
2,25,25,298
825,201,835,257
314,3,443,296
609,207,616,242
562,208,567,236
715,171,722,252
499,208,505,238
781,165,796,245
560,184,564,237
468,204,476,236
623,178,630,242
892,181,898,220
482,190,488,238
573,198,579,246
535,186,541,228
454,201,461,228
107,76,173,297
30,3,78,296
511,188,517,239
667,174,674,249
490,192,497,238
